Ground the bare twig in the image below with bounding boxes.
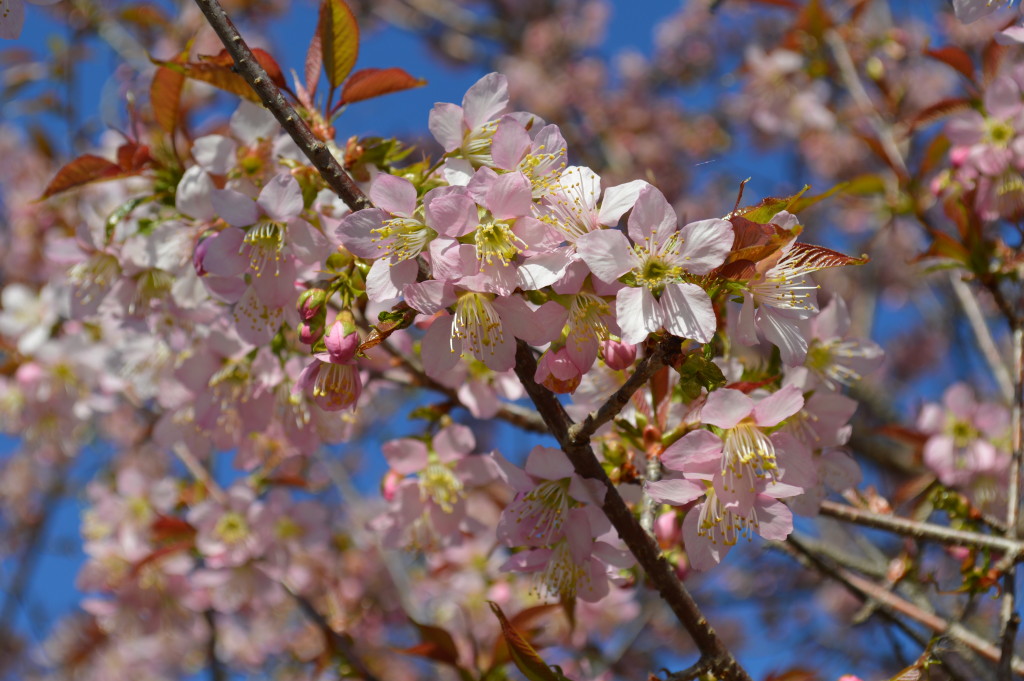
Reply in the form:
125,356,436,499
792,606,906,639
292,593,384,681
999,326,1024,680
949,273,1014,403
512,340,753,681
818,500,1023,556
192,0,371,212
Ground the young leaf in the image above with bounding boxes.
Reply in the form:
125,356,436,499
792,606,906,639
305,19,323,96
399,618,462,668
199,48,289,90
737,185,809,223
40,155,135,199
150,66,185,134
784,242,869,270
339,67,426,105
319,0,359,90
151,56,260,102
924,46,975,83
487,602,566,681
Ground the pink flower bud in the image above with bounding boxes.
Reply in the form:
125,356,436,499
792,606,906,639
192,237,211,276
299,322,323,345
381,470,403,502
654,511,681,549
298,288,327,321
534,347,582,394
602,340,637,371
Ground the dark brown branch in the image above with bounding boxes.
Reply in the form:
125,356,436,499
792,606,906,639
818,500,1024,556
204,610,226,681
568,338,677,445
192,0,371,213
512,340,752,681
293,594,384,681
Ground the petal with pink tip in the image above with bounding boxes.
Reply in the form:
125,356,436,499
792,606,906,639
700,388,753,429
576,229,638,283
646,479,706,506
627,185,676,249
257,173,303,222
598,179,648,226
525,445,573,480
202,228,248,277
428,102,465,152
382,438,429,475
675,218,734,275
485,171,533,219
490,116,531,170
661,282,716,343
425,190,477,237
462,72,508,129
335,209,388,258
370,174,417,217
433,423,476,461
661,429,724,471
616,286,663,345
753,384,804,427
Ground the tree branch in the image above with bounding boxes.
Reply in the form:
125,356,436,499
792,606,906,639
818,500,1023,556
192,0,371,212
512,340,753,681
999,326,1024,680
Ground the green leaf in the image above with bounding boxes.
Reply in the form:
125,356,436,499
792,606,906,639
488,602,567,681
319,0,360,90
676,355,727,402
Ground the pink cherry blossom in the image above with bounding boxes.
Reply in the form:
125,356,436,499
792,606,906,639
576,185,734,344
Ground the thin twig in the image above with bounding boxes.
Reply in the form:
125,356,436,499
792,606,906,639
999,326,1024,680
512,340,753,681
818,500,1023,556
204,610,226,681
568,339,677,445
293,593,385,681
192,0,371,212
949,273,1014,403
785,534,1024,677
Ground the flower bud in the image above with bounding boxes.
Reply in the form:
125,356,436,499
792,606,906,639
298,288,327,321
299,321,323,345
602,339,637,371
534,347,581,394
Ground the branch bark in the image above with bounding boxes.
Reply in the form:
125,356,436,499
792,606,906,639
192,0,371,212
513,340,753,681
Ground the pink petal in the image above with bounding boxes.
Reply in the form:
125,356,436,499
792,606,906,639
421,314,462,379
287,218,330,264
660,282,716,343
615,286,663,345
404,279,456,315
366,258,417,302
433,423,476,461
462,72,508,130
425,189,477,237
753,496,793,541
202,228,248,277
211,188,259,227
491,116,531,170
701,389,754,429
627,185,676,249
682,506,725,570
661,430,724,471
646,479,705,506
675,218,734,275
753,384,804,427
370,174,417,217
757,307,810,365
525,445,574,480
382,438,429,475
193,135,238,175
335,208,388,259
257,173,303,222
597,179,648,226
576,229,639,283
428,103,465,152
485,171,533,219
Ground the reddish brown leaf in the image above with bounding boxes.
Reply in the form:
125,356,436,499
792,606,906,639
305,20,323,97
983,40,1010,86
116,141,151,171
151,515,196,541
199,48,288,90
319,0,359,90
488,602,564,681
151,57,260,102
783,242,868,271
924,46,975,82
151,66,185,134
40,155,137,199
490,604,562,669
398,619,461,668
339,67,426,104
909,97,973,131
